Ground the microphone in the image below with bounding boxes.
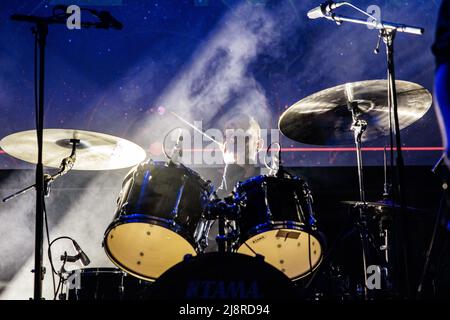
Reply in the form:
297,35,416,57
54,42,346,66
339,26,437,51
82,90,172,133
71,240,91,266
307,1,345,20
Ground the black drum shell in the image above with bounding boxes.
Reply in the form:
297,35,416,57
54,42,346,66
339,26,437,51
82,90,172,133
235,175,316,235
111,161,211,240
103,161,212,281
65,268,153,300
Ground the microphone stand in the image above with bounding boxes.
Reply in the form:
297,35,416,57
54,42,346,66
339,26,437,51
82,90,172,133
313,4,423,299
10,9,121,300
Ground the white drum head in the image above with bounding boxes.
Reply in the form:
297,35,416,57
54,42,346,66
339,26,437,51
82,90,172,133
237,228,323,280
105,223,197,281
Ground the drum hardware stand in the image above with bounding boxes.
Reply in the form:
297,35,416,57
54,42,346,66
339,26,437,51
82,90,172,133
205,193,240,253
3,139,79,203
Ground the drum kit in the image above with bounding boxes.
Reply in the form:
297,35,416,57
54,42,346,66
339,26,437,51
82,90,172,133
0,78,432,300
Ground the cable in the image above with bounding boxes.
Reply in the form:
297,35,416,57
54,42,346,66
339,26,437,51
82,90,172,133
263,142,281,171
43,201,56,296
416,192,446,298
162,127,183,160
54,253,67,300
342,2,379,22
48,236,75,275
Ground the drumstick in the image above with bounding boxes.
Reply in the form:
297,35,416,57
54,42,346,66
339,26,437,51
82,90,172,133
170,111,225,150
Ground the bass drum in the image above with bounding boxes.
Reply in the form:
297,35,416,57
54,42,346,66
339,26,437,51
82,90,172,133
233,174,325,280
150,252,297,300
64,268,153,300
104,160,212,281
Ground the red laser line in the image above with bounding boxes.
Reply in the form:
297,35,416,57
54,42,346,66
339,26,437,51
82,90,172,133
0,147,444,155
181,147,444,152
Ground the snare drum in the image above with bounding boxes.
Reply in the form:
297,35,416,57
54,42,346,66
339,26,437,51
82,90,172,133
233,174,325,280
104,160,212,281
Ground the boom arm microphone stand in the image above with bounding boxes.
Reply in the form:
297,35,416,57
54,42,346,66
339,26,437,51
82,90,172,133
10,8,122,300
309,2,423,298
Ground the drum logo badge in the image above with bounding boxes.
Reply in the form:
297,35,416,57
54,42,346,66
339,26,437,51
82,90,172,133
186,280,262,299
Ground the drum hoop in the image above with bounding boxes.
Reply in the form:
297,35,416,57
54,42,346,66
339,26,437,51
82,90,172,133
238,220,311,238
235,221,326,280
69,267,125,275
103,213,198,281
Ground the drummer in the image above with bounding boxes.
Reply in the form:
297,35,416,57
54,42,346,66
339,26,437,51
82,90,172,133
216,112,264,197
204,112,264,252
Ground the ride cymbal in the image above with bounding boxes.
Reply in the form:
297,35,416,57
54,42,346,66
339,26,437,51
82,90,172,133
279,80,432,145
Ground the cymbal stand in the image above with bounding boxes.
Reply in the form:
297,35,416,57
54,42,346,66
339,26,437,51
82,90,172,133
348,101,370,300
3,139,79,203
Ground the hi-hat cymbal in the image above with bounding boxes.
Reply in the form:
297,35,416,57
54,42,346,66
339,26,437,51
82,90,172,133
279,80,432,145
0,129,147,170
342,200,425,213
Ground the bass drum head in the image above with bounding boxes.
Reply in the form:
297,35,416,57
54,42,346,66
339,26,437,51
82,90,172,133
150,252,297,300
236,227,323,280
105,222,197,281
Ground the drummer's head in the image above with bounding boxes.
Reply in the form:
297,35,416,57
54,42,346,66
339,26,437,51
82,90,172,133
221,113,263,165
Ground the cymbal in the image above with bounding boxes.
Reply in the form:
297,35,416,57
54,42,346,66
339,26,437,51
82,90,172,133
342,200,425,213
0,129,147,170
279,80,432,145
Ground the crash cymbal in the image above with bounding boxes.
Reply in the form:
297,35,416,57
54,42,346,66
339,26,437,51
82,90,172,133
279,80,432,145
0,129,147,170
342,200,425,213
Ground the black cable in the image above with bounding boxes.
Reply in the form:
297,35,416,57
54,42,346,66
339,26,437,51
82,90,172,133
43,201,56,296
263,142,281,171
54,253,67,300
304,204,355,292
48,236,75,275
416,192,446,298
304,226,356,294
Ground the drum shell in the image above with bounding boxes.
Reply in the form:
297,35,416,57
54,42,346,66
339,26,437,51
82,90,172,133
65,268,153,300
235,175,317,236
233,175,325,280
111,161,211,243
103,161,212,281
